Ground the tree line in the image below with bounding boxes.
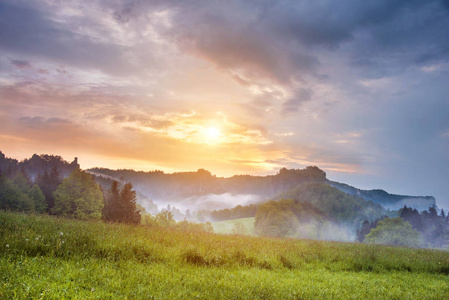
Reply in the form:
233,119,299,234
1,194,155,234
0,163,140,223
1,154,214,233
356,205,449,248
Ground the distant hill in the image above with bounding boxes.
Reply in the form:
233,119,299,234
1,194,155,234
273,182,387,227
0,150,437,214
328,181,435,212
87,166,327,207
88,166,435,213
0,151,79,180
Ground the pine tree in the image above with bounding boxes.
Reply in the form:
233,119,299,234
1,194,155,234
103,181,140,224
103,180,121,222
428,205,438,220
356,220,372,242
37,166,62,212
120,182,141,224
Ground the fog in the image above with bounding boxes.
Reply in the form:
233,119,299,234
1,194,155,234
137,192,262,220
295,221,355,242
177,193,261,212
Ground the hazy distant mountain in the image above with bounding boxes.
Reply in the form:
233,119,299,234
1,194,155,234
87,166,435,213
88,166,324,197
328,181,435,212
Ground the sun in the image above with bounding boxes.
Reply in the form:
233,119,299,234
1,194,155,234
201,126,222,144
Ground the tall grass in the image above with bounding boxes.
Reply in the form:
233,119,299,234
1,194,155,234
1,211,448,299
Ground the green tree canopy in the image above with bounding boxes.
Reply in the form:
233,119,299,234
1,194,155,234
0,175,34,212
29,184,47,213
52,169,103,219
255,199,326,238
365,218,422,248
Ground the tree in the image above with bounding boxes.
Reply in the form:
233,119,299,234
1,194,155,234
365,218,421,247
255,207,299,237
52,169,103,219
0,175,34,212
12,168,31,190
231,222,249,235
156,211,175,227
428,205,439,220
254,199,327,238
356,220,371,242
37,166,62,212
0,170,47,214
29,184,47,213
120,182,141,224
399,205,423,231
103,181,141,224
102,180,121,222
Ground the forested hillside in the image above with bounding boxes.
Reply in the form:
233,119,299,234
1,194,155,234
88,166,327,201
274,183,388,227
329,181,435,211
1,150,447,247
89,166,436,214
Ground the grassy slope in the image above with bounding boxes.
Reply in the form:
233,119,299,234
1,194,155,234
212,217,255,235
1,212,449,299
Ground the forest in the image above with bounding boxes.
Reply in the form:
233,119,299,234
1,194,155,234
0,151,212,233
1,150,449,248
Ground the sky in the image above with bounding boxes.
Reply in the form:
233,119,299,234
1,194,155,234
0,0,448,208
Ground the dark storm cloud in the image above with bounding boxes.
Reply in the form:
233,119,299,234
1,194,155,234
170,12,319,85
3,0,448,87
153,0,449,83
104,0,449,109
0,1,144,76
282,88,313,115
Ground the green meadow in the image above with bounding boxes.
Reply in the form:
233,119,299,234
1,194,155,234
212,217,256,235
1,212,449,299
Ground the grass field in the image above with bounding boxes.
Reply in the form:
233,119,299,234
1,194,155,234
212,217,255,235
1,211,449,299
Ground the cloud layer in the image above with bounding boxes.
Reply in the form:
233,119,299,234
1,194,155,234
1,0,448,207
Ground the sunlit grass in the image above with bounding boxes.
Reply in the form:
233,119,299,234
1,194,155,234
1,212,448,299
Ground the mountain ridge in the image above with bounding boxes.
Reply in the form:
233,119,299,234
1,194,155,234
328,180,436,211
87,166,436,212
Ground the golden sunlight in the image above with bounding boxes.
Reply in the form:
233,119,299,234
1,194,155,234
201,126,222,144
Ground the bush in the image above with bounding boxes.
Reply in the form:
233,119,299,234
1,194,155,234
365,218,422,247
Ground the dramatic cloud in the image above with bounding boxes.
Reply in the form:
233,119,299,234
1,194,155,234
1,0,448,208
282,88,313,115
